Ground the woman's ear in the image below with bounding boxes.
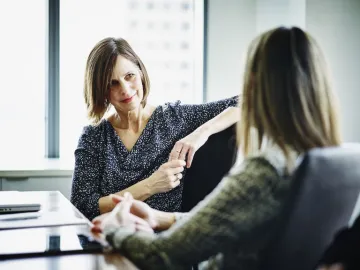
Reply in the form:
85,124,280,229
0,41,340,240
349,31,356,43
104,92,110,106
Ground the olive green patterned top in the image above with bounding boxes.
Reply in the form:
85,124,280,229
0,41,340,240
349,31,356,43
104,147,297,270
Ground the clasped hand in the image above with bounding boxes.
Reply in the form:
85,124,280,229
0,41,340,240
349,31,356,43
92,193,156,234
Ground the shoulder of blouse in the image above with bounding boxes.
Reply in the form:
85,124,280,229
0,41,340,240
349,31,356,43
160,100,182,112
82,120,109,138
77,120,109,151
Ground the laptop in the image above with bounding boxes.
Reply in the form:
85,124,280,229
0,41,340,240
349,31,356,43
0,191,41,214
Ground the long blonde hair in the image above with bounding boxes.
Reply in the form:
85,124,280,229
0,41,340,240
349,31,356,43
238,27,342,158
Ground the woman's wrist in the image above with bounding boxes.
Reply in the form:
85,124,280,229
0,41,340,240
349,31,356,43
99,195,116,214
141,177,156,196
109,179,154,207
153,209,176,231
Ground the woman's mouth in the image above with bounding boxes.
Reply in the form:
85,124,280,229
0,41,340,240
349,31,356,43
121,94,135,104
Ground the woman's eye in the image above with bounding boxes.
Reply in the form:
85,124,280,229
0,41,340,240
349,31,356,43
110,80,119,87
125,73,135,80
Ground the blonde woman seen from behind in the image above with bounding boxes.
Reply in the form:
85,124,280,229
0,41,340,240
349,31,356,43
91,27,342,270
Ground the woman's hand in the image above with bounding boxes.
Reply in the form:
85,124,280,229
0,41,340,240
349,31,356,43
91,193,154,234
169,130,209,168
110,194,176,231
146,160,186,194
109,194,158,229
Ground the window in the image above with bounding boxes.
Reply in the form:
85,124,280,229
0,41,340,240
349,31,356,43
0,0,46,160
60,0,204,158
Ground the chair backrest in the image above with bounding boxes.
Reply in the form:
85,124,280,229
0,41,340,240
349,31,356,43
181,125,237,212
260,144,360,270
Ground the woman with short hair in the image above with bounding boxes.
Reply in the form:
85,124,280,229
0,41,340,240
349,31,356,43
70,37,239,221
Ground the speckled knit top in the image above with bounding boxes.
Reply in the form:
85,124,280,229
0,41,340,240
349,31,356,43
70,97,238,220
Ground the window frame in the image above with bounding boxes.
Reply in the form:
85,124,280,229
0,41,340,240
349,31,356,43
46,0,60,158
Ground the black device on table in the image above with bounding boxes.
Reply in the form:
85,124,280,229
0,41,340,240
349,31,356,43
0,224,106,259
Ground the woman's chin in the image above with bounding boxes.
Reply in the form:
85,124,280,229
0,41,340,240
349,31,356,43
115,101,141,112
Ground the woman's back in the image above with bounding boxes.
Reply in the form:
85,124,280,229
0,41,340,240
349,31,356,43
192,146,297,269
95,26,343,270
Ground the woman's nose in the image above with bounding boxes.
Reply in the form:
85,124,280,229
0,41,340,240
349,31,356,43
121,85,133,96
117,81,132,95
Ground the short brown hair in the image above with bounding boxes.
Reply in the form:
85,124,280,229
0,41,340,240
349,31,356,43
238,27,342,158
84,37,150,124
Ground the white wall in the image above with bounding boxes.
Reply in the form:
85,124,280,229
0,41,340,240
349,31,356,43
206,0,360,142
256,0,305,32
206,0,256,102
306,0,360,142
206,0,306,102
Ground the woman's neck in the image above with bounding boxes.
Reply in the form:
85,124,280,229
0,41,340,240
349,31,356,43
113,105,153,132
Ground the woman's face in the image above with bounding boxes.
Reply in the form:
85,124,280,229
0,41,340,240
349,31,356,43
108,55,144,113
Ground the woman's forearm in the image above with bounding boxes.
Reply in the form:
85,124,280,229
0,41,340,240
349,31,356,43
196,107,240,137
99,179,152,214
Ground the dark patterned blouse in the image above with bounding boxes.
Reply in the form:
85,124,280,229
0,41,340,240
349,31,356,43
70,97,238,220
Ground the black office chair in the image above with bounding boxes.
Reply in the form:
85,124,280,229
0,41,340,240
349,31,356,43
318,213,360,269
260,144,360,270
181,125,237,212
